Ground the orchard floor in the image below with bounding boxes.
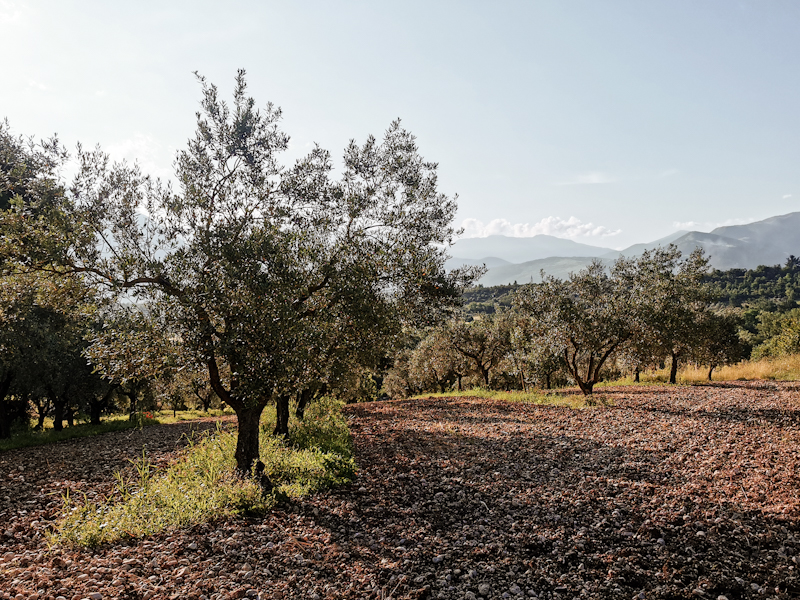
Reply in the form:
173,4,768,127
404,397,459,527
1,384,800,600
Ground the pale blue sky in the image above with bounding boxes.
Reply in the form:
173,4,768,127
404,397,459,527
3,0,800,248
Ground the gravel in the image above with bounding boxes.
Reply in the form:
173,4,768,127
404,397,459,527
1,383,799,599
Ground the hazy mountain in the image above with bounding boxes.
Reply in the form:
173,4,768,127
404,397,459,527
444,256,511,272
477,256,610,287
449,234,612,264
473,212,800,286
602,230,689,259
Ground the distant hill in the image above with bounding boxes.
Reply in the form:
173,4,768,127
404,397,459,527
602,230,689,259
470,212,800,286
444,256,511,272
477,256,609,286
448,234,611,264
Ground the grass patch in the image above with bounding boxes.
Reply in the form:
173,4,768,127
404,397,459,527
680,355,800,382
0,416,151,453
51,398,355,548
600,354,800,386
412,388,600,408
0,408,233,453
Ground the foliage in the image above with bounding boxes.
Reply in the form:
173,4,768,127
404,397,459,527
6,72,476,472
751,309,800,359
705,258,800,310
513,260,638,395
461,283,521,315
53,401,354,547
447,314,509,387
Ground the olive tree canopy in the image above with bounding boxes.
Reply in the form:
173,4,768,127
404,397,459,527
11,71,475,471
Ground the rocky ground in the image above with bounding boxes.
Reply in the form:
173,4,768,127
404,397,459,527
1,383,800,600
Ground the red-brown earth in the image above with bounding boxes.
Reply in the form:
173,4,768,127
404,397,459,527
1,384,799,600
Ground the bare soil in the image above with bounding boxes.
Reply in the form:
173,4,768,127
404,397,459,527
1,384,800,600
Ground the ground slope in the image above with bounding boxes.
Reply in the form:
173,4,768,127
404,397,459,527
1,385,800,599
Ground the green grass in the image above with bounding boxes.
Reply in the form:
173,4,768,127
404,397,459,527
412,388,601,408
51,398,355,548
0,408,233,453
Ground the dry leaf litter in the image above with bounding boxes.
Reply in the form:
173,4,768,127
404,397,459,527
1,384,799,600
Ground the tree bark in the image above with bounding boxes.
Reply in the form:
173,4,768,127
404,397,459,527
274,394,290,437
234,404,266,474
90,385,116,425
669,352,679,385
127,388,139,421
49,388,65,432
52,402,64,431
0,373,15,439
634,367,640,383
708,365,715,381
295,388,312,420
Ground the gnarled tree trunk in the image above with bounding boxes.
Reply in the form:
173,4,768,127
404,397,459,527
669,352,680,384
234,404,266,474
274,394,290,438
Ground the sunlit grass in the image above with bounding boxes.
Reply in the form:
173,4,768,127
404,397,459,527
680,354,800,382
412,388,599,408
51,398,355,548
600,353,800,386
0,408,234,453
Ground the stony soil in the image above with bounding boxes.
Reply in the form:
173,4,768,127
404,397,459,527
1,383,800,600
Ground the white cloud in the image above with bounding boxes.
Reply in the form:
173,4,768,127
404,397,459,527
27,79,47,91
0,0,23,24
783,194,792,199
554,171,617,186
658,168,679,178
460,216,621,239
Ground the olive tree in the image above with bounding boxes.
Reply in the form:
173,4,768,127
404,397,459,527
514,247,710,395
20,72,471,472
447,315,509,388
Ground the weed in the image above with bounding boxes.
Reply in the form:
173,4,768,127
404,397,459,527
51,401,355,547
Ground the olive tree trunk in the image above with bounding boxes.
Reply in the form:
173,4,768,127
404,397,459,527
233,404,266,474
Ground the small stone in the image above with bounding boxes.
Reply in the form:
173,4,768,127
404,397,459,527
478,583,492,597
358,487,367,493
695,531,706,537
464,593,476,600
245,591,258,598
750,583,761,591
657,538,665,545
717,596,730,600
242,563,253,572
87,594,103,600
433,554,445,564
509,584,522,595
187,542,198,550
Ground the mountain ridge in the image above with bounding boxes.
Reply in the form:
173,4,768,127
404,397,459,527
448,211,800,286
